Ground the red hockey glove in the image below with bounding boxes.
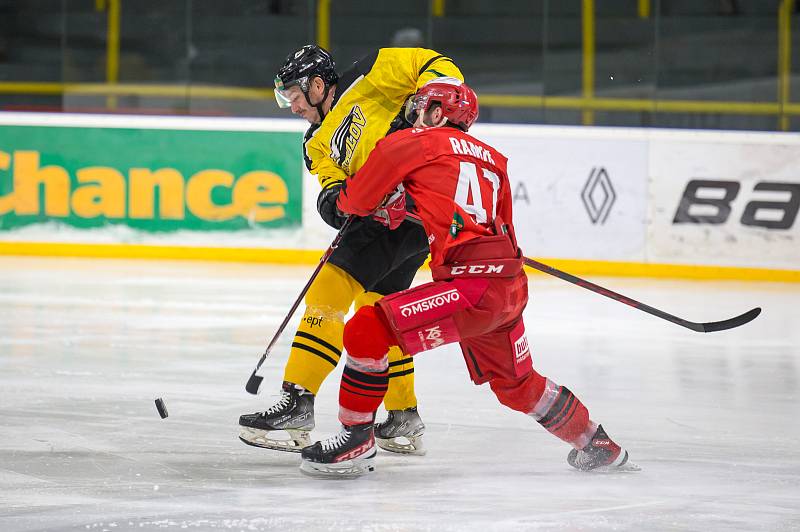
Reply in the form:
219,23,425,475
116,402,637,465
373,186,407,230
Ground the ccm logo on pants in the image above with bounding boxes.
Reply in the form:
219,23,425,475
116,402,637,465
451,264,505,275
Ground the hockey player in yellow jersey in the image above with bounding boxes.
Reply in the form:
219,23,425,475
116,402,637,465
239,45,464,455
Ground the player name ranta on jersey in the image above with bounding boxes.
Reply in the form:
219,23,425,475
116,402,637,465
447,136,496,165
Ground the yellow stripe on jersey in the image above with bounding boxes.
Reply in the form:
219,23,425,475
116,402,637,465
304,47,464,189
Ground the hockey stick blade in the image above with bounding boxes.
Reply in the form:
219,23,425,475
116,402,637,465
697,307,761,333
245,370,263,395
523,257,761,333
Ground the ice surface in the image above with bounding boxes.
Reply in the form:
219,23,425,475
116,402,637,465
0,257,798,531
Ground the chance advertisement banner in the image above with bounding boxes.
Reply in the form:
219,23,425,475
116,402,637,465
0,125,303,231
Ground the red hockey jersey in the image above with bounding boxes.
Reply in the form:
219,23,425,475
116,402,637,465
337,126,513,268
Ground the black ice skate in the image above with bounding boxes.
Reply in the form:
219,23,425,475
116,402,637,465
567,424,639,472
374,407,426,455
300,423,376,479
238,381,314,452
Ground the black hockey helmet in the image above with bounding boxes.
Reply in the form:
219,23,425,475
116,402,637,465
274,45,338,109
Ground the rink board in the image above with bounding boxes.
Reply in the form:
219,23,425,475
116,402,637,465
0,113,798,278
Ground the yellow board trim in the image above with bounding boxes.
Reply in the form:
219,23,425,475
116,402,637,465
525,258,800,283
2,81,798,116
0,242,797,282
317,0,331,50
1,81,799,117
582,0,595,126
0,241,324,265
778,0,795,131
638,0,650,19
105,0,121,110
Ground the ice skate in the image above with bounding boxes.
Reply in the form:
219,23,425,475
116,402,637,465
374,407,426,455
238,381,314,452
300,423,376,479
567,424,639,472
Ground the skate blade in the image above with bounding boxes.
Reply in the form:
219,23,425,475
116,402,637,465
575,454,641,473
299,456,375,479
375,435,426,456
611,460,641,472
586,461,642,473
238,427,312,453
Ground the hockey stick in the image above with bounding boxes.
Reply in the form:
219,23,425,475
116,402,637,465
522,257,761,333
245,216,354,395
402,215,759,332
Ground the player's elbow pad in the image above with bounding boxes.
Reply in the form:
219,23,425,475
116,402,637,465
316,184,348,229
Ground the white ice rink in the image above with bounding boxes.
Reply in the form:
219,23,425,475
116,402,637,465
0,256,798,532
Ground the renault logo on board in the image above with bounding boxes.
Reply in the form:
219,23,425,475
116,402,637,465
581,167,616,224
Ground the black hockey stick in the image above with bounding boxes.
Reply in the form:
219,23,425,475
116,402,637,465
522,257,761,333
402,215,760,332
245,216,354,395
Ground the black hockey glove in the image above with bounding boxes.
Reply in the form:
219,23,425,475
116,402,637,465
316,184,348,229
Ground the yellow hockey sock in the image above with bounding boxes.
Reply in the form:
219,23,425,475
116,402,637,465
385,345,418,410
283,264,362,395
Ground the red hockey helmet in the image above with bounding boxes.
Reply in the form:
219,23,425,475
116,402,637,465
404,77,479,131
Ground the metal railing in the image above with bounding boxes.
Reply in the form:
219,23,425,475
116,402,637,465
0,0,795,130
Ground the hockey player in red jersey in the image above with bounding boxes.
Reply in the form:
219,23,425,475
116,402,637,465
299,79,636,478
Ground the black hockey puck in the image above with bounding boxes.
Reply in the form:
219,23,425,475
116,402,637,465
154,397,168,419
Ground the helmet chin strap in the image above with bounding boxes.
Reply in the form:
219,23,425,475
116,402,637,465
304,83,334,123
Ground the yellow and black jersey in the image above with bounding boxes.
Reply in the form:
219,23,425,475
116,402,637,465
303,47,464,190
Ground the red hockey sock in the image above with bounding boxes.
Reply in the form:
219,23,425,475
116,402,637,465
339,305,392,425
533,384,595,448
491,374,596,449
339,362,388,425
